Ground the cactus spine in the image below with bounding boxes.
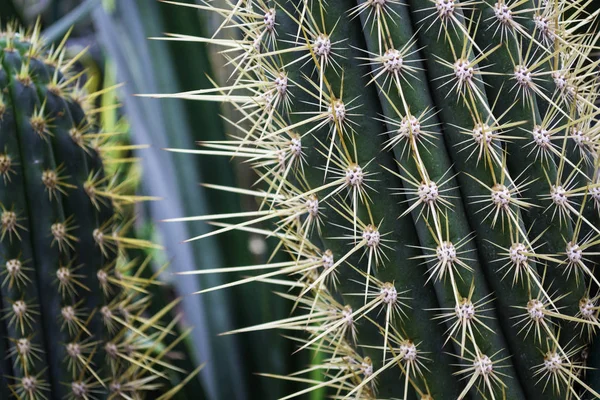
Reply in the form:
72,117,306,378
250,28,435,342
155,0,600,398
0,23,188,399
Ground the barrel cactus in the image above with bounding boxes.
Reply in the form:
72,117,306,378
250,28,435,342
0,23,187,399
156,0,600,398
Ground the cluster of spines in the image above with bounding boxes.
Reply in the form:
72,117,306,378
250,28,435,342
156,0,600,399
0,23,183,399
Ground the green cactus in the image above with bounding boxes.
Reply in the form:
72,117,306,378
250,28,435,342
0,23,193,399
153,0,600,398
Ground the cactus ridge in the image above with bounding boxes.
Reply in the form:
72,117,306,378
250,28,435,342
156,0,600,399
0,22,191,400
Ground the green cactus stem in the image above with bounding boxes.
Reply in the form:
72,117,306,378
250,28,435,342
153,0,600,399
0,23,189,399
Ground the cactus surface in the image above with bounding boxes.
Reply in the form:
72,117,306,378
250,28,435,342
157,0,600,398
0,23,188,399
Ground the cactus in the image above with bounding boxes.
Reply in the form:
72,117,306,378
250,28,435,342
0,23,194,399
153,0,600,398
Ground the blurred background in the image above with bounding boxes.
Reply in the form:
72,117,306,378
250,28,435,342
0,1,315,399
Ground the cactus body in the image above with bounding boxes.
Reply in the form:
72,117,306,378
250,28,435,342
158,0,600,398
0,24,181,399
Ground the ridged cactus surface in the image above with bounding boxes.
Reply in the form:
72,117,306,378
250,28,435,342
157,0,600,398
0,24,184,400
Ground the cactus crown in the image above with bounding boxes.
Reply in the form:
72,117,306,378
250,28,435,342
157,0,600,399
0,22,186,399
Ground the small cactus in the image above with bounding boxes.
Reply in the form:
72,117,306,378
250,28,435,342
155,0,600,399
0,23,185,399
